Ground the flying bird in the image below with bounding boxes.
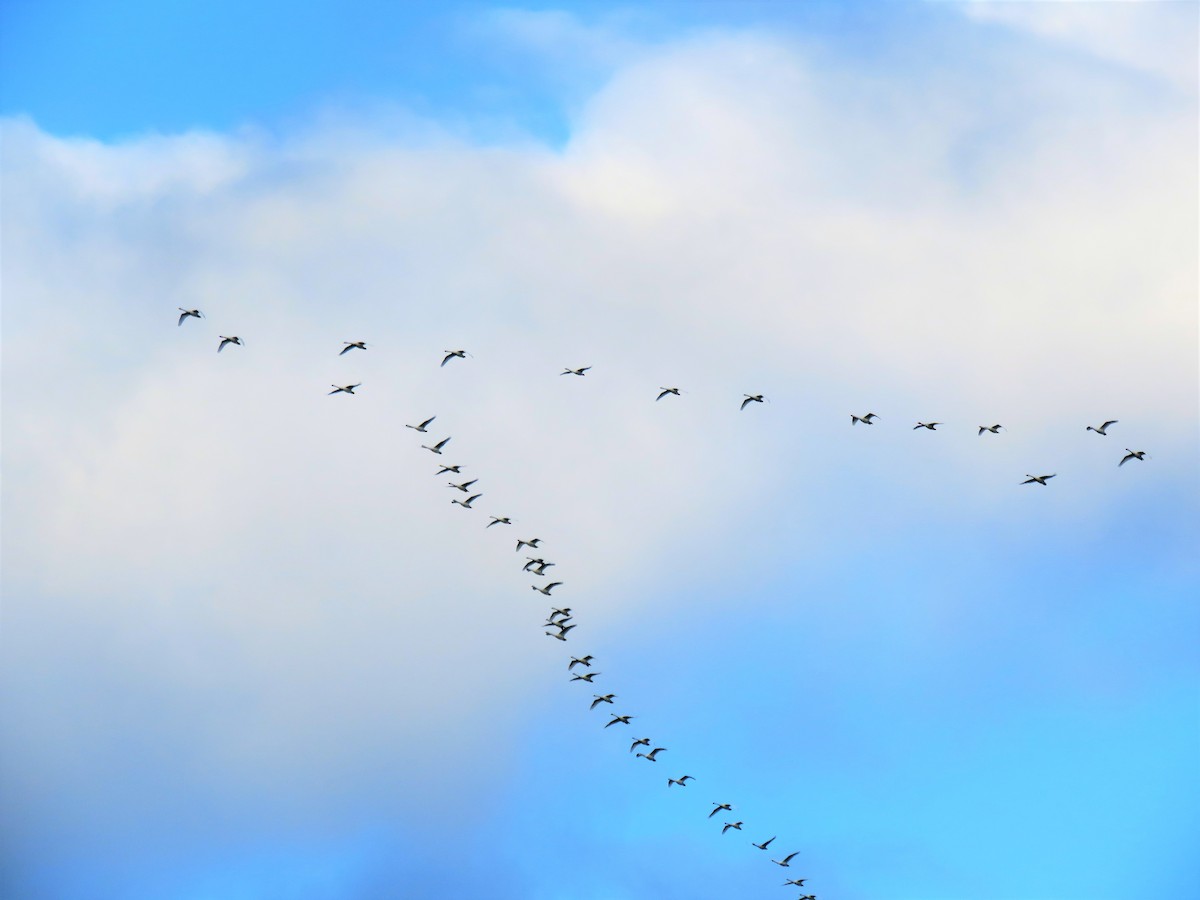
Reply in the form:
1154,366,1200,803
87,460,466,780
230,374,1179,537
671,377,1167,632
590,694,616,710
548,622,576,638
851,413,878,425
328,383,361,395
568,655,593,670
533,561,555,576
436,464,462,475
522,557,545,572
753,837,776,850
448,479,478,492
570,671,599,683
1119,449,1147,466
452,493,482,509
721,822,743,834
605,715,634,728
532,582,563,596
422,437,451,455
562,366,591,376
547,607,572,621
217,336,242,352
914,422,940,430
487,516,513,528
629,737,651,753
667,775,694,787
978,424,1004,435
656,387,682,401
545,630,571,641
1087,420,1118,435
783,879,808,888
637,747,667,762
340,341,367,355
516,537,542,552
772,852,800,867
177,308,203,325
1021,474,1056,486
441,350,469,367
708,803,732,818
407,416,436,432
740,394,766,410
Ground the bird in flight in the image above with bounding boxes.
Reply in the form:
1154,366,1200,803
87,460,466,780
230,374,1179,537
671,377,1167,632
177,308,203,325
547,622,576,639
709,803,732,818
422,437,451,455
1021,474,1056,486
667,775,694,787
570,671,599,683
978,424,1004,435
516,537,542,552
752,836,776,850
1119,449,1147,466
487,516,513,528
851,413,878,425
914,421,940,430
217,336,243,352
1087,420,1118,435
590,694,616,710
629,737,650,753
637,747,667,762
532,582,563,596
545,630,571,642
783,878,808,887
605,714,634,728
721,821,744,834
547,607,572,622
451,493,482,509
656,387,682,401
568,655,593,670
448,479,478,493
562,366,591,376
328,384,361,395
407,416,436,433
441,350,469,367
340,341,367,355
772,851,800,867
436,464,462,475
741,394,766,410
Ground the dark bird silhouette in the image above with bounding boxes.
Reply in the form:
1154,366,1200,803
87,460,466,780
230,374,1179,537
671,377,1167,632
177,308,203,325
217,336,243,352
340,341,367,355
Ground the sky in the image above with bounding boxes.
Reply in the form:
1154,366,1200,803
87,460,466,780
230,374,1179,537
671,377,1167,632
2,2,1198,899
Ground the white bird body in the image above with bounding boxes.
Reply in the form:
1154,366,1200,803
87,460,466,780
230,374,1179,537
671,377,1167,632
667,775,694,787
590,694,616,710
570,671,598,682
772,852,800,867
516,537,542,552
452,493,482,509
978,424,1004,435
708,803,732,818
567,655,593,670
562,366,591,376
721,821,743,834
1087,420,1118,435
329,383,361,395
407,416,436,432
914,421,940,430
340,341,367,355
656,387,682,401
741,394,765,410
217,336,242,352
851,412,878,425
637,747,667,762
753,836,776,850
422,437,451,454
605,714,633,727
177,308,203,325
1119,449,1147,466
532,582,563,596
487,516,512,528
441,350,469,366
449,479,478,492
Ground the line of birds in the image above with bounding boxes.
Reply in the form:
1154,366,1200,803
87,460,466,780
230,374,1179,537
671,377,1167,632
176,308,1157,898
180,313,1151,479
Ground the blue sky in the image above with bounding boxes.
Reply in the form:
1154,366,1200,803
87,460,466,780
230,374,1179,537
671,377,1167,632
2,3,1198,900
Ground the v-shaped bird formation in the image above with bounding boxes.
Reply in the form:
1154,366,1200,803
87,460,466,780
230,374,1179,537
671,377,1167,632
174,307,1155,897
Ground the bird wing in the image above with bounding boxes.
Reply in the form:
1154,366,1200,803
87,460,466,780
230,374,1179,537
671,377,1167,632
740,397,752,410
1103,420,1118,429
783,852,798,863
218,339,229,352
178,312,189,326
545,582,563,591
339,345,352,355
434,438,451,450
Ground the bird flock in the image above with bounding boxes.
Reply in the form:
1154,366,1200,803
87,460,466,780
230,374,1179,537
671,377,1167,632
176,308,1153,898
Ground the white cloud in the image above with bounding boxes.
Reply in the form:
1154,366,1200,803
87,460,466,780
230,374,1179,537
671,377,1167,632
960,0,1198,91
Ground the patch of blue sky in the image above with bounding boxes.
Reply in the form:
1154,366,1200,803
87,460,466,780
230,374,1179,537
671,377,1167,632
3,0,974,146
